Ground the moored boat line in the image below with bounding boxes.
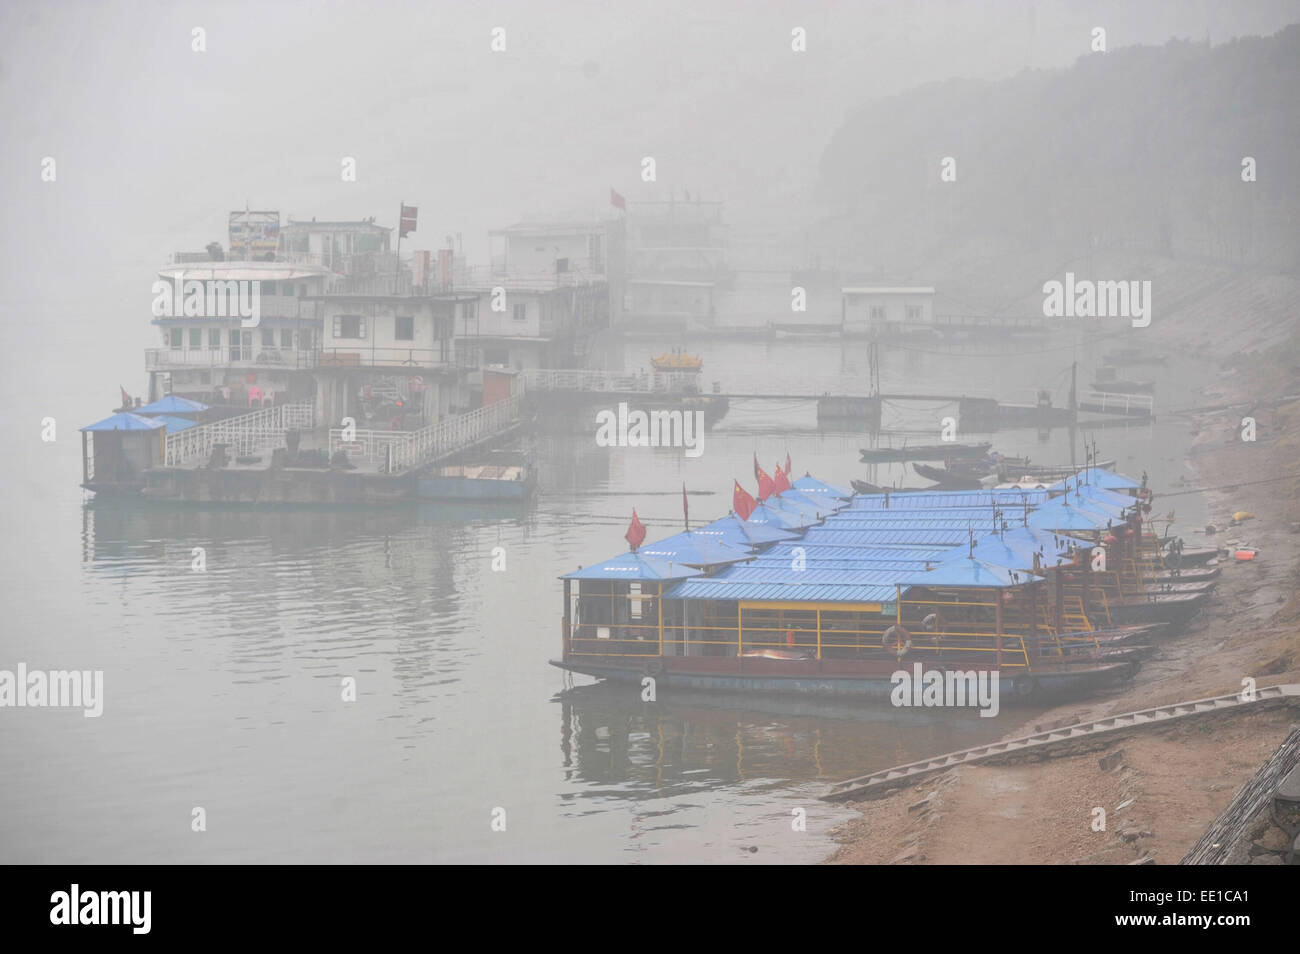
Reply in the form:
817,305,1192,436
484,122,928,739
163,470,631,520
553,464,1222,704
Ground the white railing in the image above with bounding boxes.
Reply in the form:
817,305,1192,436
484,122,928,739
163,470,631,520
164,403,315,467
1077,390,1155,417
328,397,520,472
146,348,321,370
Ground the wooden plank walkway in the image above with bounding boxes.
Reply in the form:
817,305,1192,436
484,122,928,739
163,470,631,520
823,684,1300,802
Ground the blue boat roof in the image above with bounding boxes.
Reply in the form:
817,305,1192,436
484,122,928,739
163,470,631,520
792,475,852,498
155,414,198,433
777,488,845,515
749,502,814,529
562,551,706,581
663,578,900,605
1050,468,1142,492
80,411,166,432
904,557,1042,588
136,395,210,414
849,489,1048,510
800,528,980,547
759,543,956,565
699,514,799,546
1025,500,1112,531
639,531,753,567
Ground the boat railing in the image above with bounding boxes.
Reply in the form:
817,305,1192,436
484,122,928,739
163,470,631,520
328,396,521,473
163,402,315,467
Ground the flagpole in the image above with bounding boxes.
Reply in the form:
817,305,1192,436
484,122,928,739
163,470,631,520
395,200,403,291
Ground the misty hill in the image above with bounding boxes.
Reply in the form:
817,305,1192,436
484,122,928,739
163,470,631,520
810,25,1300,308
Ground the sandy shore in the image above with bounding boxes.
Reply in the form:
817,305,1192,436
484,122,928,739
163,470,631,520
825,301,1300,865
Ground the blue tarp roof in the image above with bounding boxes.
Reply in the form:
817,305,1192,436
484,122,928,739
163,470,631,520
849,490,1049,510
758,543,955,566
136,395,209,414
904,557,1042,588
1050,468,1142,492
663,578,899,605
562,551,706,581
792,475,852,498
1026,499,1112,531
80,412,165,432
800,528,978,547
699,514,799,546
155,414,198,433
639,531,753,567
777,488,845,515
748,502,814,529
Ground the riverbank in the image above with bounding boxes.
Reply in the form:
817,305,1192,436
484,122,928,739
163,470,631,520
824,283,1300,865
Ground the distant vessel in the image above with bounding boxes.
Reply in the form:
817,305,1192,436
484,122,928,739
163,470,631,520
650,349,703,372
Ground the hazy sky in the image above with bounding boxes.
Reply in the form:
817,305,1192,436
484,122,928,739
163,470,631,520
3,0,1299,299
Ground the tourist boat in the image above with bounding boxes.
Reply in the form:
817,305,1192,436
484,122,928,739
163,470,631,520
551,476,1160,705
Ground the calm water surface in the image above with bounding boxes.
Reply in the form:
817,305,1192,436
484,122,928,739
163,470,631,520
0,290,1210,863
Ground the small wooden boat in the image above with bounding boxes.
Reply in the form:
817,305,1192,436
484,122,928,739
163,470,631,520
1149,566,1219,583
911,463,985,490
859,441,992,463
416,450,535,501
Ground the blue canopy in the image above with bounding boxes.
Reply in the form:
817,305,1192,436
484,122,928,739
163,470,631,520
1026,498,1112,531
136,395,209,415
562,551,705,581
792,475,852,499
777,488,843,516
749,501,815,530
80,412,165,432
1050,468,1142,493
156,414,198,433
699,514,800,546
905,557,1042,588
639,531,753,567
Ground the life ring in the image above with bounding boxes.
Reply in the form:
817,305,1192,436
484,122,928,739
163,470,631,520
922,613,943,632
882,625,912,657
1013,677,1036,698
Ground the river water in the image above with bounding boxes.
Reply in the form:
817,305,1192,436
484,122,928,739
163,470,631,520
0,281,1211,863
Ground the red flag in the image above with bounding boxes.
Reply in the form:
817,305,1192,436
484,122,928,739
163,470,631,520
399,204,418,238
733,481,757,521
625,508,646,551
785,452,792,476
682,483,690,530
119,386,132,408
773,465,791,494
756,465,774,501
610,189,626,211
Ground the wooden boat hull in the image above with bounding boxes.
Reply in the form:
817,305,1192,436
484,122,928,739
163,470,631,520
1149,566,1219,583
551,655,1138,704
859,442,992,463
1108,591,1207,624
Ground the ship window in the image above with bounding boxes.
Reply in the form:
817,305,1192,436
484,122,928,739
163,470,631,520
395,315,415,340
209,329,221,349
281,329,293,348
906,305,922,322
870,305,886,321
334,315,365,339
262,329,275,347
189,328,202,348
512,304,527,322
169,328,183,348
281,282,294,296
